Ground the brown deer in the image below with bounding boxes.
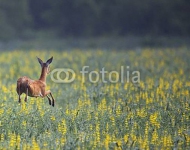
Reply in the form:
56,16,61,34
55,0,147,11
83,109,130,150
16,57,55,107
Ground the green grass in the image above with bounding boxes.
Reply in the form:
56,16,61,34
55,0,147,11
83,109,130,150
0,48,189,149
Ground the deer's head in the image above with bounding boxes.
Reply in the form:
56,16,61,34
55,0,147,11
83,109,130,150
37,57,53,75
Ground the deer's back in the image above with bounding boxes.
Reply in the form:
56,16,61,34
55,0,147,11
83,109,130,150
28,80,46,97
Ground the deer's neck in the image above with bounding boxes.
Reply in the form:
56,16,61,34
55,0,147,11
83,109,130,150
39,67,47,82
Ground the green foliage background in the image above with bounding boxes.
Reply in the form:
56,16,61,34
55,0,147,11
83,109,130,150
0,0,190,40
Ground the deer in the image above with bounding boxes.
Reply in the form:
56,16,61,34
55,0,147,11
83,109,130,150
16,57,55,107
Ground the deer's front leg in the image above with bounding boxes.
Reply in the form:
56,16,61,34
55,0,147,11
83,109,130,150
44,90,55,107
49,92,55,107
46,95,52,105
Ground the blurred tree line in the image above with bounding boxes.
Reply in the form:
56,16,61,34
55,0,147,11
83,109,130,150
0,0,189,40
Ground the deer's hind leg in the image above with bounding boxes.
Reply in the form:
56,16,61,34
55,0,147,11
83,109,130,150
16,84,22,103
24,85,29,102
19,94,22,103
18,94,22,103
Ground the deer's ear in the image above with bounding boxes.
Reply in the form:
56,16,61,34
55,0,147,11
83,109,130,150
46,56,53,65
37,57,43,67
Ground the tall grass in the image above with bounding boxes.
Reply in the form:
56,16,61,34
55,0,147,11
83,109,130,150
0,48,189,149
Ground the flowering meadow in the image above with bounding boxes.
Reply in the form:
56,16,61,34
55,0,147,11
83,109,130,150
0,48,189,149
